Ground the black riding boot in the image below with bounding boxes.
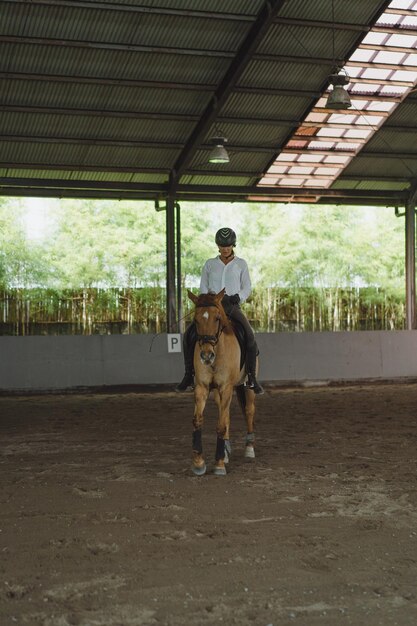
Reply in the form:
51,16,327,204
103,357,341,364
176,368,194,392
246,344,264,395
176,324,196,392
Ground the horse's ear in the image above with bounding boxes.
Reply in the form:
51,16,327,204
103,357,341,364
188,290,199,305
215,288,226,303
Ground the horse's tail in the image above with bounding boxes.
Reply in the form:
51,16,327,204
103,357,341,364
236,383,246,412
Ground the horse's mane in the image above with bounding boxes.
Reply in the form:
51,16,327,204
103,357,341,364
196,293,219,307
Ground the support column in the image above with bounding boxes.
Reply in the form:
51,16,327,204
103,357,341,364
405,199,416,330
166,196,177,332
175,202,183,333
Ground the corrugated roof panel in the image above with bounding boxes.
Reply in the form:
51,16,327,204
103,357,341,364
366,128,417,152
1,4,140,43
0,141,178,171
1,3,250,51
1,42,229,84
4,169,74,180
258,21,358,58
0,112,105,138
333,178,408,191
129,172,168,183
220,91,309,121
384,100,417,125
343,155,417,177
239,59,327,91
281,0,385,24
207,122,289,148
71,171,136,182
0,141,90,165
180,174,254,186
100,117,193,142
82,144,179,168
1,79,212,117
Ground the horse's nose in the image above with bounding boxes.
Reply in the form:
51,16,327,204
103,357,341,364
200,349,215,365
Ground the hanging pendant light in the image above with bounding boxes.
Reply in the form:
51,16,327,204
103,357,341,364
208,136,230,164
326,71,351,109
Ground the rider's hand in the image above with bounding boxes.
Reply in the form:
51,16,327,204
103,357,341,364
229,294,240,305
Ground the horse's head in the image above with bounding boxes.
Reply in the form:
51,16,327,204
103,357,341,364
188,289,229,366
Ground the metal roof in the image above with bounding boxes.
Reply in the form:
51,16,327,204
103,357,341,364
1,0,416,206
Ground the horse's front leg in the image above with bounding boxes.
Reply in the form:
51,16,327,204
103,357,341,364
214,384,234,476
192,383,209,476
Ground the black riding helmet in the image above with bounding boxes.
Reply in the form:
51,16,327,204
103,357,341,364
215,227,236,247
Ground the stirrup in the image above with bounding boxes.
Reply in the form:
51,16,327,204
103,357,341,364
175,372,194,392
246,373,264,395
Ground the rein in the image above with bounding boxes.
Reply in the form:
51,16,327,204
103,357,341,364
195,302,228,347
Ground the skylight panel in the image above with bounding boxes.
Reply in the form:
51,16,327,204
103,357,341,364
275,152,297,162
361,68,392,80
350,49,375,62
392,69,417,81
404,52,417,64
389,0,414,8
385,33,417,47
317,128,345,138
374,50,406,63
362,32,387,45
297,154,324,163
345,129,373,139
400,14,417,26
259,1,417,192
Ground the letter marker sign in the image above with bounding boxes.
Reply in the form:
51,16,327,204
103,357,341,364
168,333,181,353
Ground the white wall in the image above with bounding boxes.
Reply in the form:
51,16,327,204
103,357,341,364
1,331,417,392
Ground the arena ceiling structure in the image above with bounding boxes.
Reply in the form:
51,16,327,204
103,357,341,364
0,0,417,328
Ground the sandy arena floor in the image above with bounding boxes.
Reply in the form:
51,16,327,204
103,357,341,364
1,383,417,626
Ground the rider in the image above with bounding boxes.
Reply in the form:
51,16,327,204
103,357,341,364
176,227,264,395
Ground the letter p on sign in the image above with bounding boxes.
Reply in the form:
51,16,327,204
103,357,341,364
168,333,181,353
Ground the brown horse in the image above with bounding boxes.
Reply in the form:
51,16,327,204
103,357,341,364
188,289,257,476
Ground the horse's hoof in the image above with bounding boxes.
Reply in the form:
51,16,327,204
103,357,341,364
245,445,255,459
192,463,206,476
213,465,227,476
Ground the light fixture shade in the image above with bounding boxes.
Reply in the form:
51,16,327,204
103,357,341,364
208,137,230,164
325,72,351,110
326,84,351,109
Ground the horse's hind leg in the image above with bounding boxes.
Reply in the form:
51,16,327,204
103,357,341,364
192,384,209,476
236,384,256,459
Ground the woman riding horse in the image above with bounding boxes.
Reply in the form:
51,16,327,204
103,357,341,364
176,227,264,395
188,288,257,475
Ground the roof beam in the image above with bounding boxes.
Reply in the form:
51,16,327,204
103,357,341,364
0,176,407,201
169,0,289,190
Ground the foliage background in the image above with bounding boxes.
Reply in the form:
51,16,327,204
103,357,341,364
0,197,406,334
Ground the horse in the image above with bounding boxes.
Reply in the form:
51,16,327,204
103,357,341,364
187,288,258,476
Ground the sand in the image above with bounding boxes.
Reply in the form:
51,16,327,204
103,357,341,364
1,383,417,625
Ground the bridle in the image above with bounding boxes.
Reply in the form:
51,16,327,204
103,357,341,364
195,302,227,347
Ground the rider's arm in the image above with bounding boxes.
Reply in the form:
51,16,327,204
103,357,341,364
239,260,252,303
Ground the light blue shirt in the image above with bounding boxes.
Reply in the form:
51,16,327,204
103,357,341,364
200,255,251,303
